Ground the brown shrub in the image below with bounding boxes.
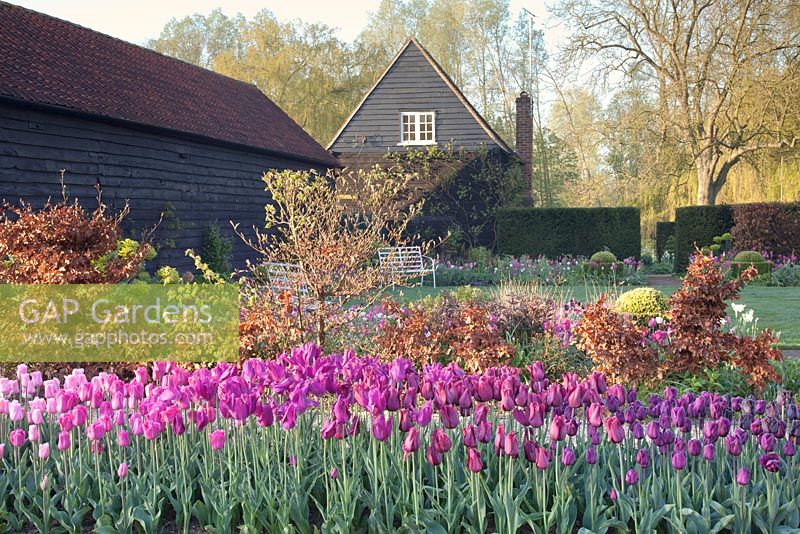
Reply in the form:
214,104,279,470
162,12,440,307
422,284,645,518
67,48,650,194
0,197,151,284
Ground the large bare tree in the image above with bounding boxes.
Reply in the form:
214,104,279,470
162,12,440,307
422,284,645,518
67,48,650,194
558,0,800,204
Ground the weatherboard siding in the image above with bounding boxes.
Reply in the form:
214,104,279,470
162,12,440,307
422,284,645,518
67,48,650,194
330,44,501,154
0,100,318,270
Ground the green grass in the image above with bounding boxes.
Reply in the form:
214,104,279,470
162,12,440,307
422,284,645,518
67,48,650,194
387,284,800,349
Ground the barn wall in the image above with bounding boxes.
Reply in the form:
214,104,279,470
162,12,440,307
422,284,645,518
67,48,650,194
0,100,317,271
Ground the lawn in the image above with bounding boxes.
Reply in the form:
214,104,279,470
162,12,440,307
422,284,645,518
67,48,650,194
388,283,800,349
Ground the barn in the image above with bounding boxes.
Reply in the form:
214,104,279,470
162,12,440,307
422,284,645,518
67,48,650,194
0,2,338,271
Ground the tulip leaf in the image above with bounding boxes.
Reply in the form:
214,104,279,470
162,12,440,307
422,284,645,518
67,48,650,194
709,514,735,534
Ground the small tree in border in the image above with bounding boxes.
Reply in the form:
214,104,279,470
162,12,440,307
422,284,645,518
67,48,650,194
236,167,425,347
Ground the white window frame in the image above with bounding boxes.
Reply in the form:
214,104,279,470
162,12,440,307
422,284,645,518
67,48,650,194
399,111,436,146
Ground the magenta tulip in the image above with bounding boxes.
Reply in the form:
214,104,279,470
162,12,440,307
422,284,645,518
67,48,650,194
467,448,484,473
209,429,225,451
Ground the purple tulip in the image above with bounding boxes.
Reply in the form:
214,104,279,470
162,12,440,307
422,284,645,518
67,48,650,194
535,446,551,470
736,467,750,486
432,428,452,453
703,443,716,461
687,438,702,457
371,414,393,442
504,432,520,458
636,448,650,468
586,446,598,465
671,451,687,470
425,444,442,466
625,468,639,486
604,417,625,444
784,440,796,457
561,446,576,466
467,448,484,473
759,453,781,472
402,427,420,460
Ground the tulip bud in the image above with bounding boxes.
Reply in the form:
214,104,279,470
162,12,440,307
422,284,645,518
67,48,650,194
736,467,750,486
329,468,338,480
117,462,129,479
625,468,639,486
38,443,50,460
467,448,484,473
586,446,598,465
209,429,225,451
561,446,576,466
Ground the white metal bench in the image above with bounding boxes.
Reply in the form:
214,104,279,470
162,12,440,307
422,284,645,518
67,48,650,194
262,262,310,299
378,246,436,287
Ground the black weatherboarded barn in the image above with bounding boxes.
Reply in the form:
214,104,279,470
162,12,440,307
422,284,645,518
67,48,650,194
0,2,338,270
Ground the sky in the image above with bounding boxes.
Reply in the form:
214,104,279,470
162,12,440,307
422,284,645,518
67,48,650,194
9,0,557,49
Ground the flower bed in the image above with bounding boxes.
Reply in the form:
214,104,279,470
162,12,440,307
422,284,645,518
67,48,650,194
435,254,644,287
0,347,798,532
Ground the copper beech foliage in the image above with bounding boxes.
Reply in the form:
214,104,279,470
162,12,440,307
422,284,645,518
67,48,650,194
576,253,781,390
373,296,515,373
0,196,152,284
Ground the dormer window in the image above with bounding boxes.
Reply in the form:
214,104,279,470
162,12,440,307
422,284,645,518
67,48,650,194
400,111,435,145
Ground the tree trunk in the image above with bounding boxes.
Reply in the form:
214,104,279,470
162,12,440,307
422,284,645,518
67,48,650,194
695,157,719,206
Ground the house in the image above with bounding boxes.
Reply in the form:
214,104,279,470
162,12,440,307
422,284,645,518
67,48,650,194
328,37,532,249
0,2,338,270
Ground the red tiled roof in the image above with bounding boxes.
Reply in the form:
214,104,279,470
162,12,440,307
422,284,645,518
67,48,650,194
0,2,338,167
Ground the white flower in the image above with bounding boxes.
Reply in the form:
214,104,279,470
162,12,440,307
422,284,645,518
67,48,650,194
731,303,746,314
742,309,754,324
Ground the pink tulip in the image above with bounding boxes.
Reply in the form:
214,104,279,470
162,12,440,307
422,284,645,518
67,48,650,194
9,400,24,422
209,429,226,451
467,448,484,473
117,462,129,479
10,429,25,447
38,443,50,460
28,424,40,442
604,417,625,444
57,431,71,451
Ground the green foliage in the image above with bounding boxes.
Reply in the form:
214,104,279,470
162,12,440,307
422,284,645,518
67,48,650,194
614,287,668,321
589,250,617,263
732,251,770,276
389,146,523,249
465,246,492,267
655,221,675,259
91,239,156,275
201,223,233,278
497,207,641,258
673,205,734,271
157,266,181,285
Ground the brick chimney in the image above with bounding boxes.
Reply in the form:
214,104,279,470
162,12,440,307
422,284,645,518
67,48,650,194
515,92,533,205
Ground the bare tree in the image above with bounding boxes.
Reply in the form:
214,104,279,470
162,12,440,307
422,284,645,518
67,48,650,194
235,167,424,346
557,0,800,204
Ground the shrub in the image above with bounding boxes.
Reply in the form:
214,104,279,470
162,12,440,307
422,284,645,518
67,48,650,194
466,246,492,267
731,202,800,256
655,221,675,259
731,251,770,276
0,197,153,284
576,253,781,389
496,207,640,259
201,223,233,278
673,205,734,271
590,251,617,264
614,287,668,321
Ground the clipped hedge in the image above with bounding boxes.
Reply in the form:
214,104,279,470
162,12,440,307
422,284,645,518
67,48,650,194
496,207,641,259
673,205,734,271
731,203,800,257
655,221,675,259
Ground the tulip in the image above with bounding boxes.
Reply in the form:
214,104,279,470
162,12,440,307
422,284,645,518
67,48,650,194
28,424,40,442
432,428,452,453
636,448,650,468
9,400,24,422
503,431,519,458
38,443,50,460
672,451,687,470
604,417,625,444
561,446,576,466
703,443,716,461
759,453,781,472
10,429,25,447
415,402,433,427
467,448,484,473
425,444,442,466
586,446,598,465
549,415,566,442
462,425,478,448
371,414,393,442
687,438,702,457
625,468,639,486
117,462,129,479
330,468,338,480
784,440,796,457
0,443,4,458
402,427,420,460
209,429,225,451
535,446,550,470
57,431,71,451
736,467,750,486
609,488,618,501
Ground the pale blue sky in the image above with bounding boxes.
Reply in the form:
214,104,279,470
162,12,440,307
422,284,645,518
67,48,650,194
10,0,554,47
